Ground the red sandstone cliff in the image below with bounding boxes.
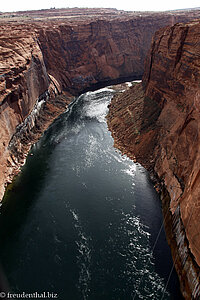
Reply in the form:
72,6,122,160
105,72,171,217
144,20,200,268
0,24,49,200
0,22,70,200
143,23,200,296
37,12,200,95
107,20,200,299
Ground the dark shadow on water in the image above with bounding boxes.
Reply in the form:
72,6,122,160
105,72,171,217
0,145,51,244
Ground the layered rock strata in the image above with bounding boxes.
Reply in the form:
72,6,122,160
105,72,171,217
107,20,200,299
0,23,73,200
37,10,200,95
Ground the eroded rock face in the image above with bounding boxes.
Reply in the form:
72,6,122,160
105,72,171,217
0,24,50,200
107,20,200,299
143,20,200,268
37,12,200,95
0,22,72,200
37,17,169,93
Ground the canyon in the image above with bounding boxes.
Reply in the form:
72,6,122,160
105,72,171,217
1,7,200,200
1,7,200,298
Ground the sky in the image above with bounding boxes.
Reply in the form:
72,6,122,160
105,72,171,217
0,0,199,13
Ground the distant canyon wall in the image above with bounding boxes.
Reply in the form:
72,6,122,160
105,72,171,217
37,13,200,94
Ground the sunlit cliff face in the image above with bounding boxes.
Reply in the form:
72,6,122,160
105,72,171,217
143,20,200,271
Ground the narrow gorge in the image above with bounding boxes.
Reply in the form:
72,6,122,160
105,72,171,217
0,7,200,299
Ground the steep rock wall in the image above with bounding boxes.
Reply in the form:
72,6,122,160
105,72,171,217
0,24,50,200
0,23,69,200
107,20,200,298
143,20,200,267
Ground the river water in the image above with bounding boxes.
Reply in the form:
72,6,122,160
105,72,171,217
0,85,183,299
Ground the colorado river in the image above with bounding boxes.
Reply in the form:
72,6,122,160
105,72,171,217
0,86,182,299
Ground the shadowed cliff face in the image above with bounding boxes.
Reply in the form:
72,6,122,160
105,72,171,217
37,14,200,95
107,20,200,299
37,18,164,93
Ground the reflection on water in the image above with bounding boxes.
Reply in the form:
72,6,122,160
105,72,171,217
0,85,183,299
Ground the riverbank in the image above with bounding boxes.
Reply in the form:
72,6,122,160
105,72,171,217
1,91,73,201
1,81,134,203
106,82,200,299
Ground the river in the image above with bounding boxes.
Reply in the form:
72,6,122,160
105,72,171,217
0,85,183,299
